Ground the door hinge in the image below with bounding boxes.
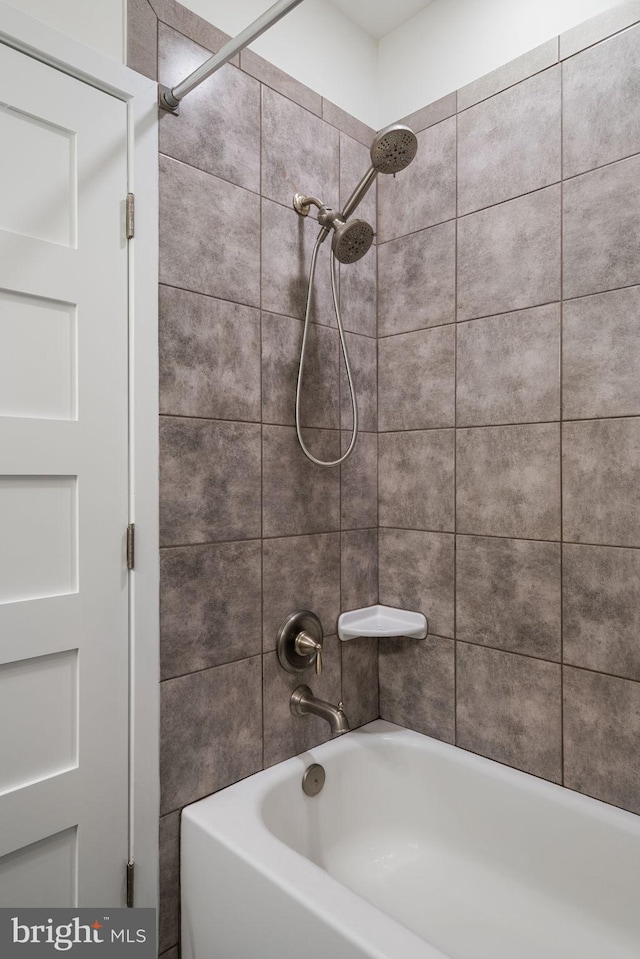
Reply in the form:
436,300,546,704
126,860,135,908
127,523,135,571
126,193,135,239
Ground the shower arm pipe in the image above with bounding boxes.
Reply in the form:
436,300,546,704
341,167,377,220
160,0,306,112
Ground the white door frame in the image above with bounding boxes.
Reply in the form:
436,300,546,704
0,2,159,910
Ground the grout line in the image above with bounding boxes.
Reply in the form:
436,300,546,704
162,650,264,684
456,57,559,117
380,415,640,433
376,214,457,248
456,638,640,687
560,15,640,62
562,146,640,184
379,527,640,552
456,178,562,221
161,412,379,431
159,150,260,197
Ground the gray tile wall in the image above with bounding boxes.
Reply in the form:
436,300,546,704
128,2,379,953
378,15,640,819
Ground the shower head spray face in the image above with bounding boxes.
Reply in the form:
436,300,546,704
332,218,374,264
371,123,418,175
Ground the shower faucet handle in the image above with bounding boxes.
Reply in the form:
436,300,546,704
277,610,324,675
295,631,323,674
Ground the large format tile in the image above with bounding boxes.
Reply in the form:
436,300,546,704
240,47,321,116
341,528,378,612
457,644,562,781
339,252,377,338
127,0,157,80
401,92,457,133
342,637,379,729
457,424,560,540
378,529,455,638
456,536,561,659
563,23,640,178
159,25,260,192
378,326,455,431
263,637,341,767
263,426,340,537
379,430,455,532
160,540,262,679
456,304,560,426
261,199,334,323
379,636,455,743
563,286,640,420
457,185,561,321
160,657,262,812
149,0,232,53
159,812,179,954
564,667,640,815
563,155,640,300
341,333,377,433
262,533,341,651
341,431,377,530
160,286,261,421
458,67,561,215
563,544,640,681
378,221,456,335
160,156,260,306
560,1,640,59
261,312,340,429
458,39,558,111
262,86,339,209
377,117,456,243
160,417,261,546
563,418,640,547
323,99,374,147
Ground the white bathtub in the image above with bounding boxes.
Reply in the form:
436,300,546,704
181,720,640,959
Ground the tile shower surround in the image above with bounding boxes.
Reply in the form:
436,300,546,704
378,10,640,821
129,1,378,952
127,2,640,954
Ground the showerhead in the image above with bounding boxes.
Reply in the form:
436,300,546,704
340,123,418,223
332,218,375,264
292,123,417,266
370,123,419,175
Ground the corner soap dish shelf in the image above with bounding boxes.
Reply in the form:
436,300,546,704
337,604,428,641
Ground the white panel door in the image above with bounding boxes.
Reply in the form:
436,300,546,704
0,41,129,906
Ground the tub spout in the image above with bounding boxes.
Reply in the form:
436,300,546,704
290,685,350,736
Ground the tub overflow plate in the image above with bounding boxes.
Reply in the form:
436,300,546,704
302,763,325,797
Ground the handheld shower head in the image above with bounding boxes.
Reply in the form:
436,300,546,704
332,219,374,264
341,122,418,222
370,123,419,174
292,124,417,266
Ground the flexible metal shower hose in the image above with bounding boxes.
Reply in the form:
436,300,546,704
295,229,359,468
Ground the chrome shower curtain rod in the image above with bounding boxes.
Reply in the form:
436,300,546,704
159,0,306,112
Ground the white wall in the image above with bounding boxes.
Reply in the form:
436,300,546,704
179,0,379,128
377,0,630,125
1,0,125,62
